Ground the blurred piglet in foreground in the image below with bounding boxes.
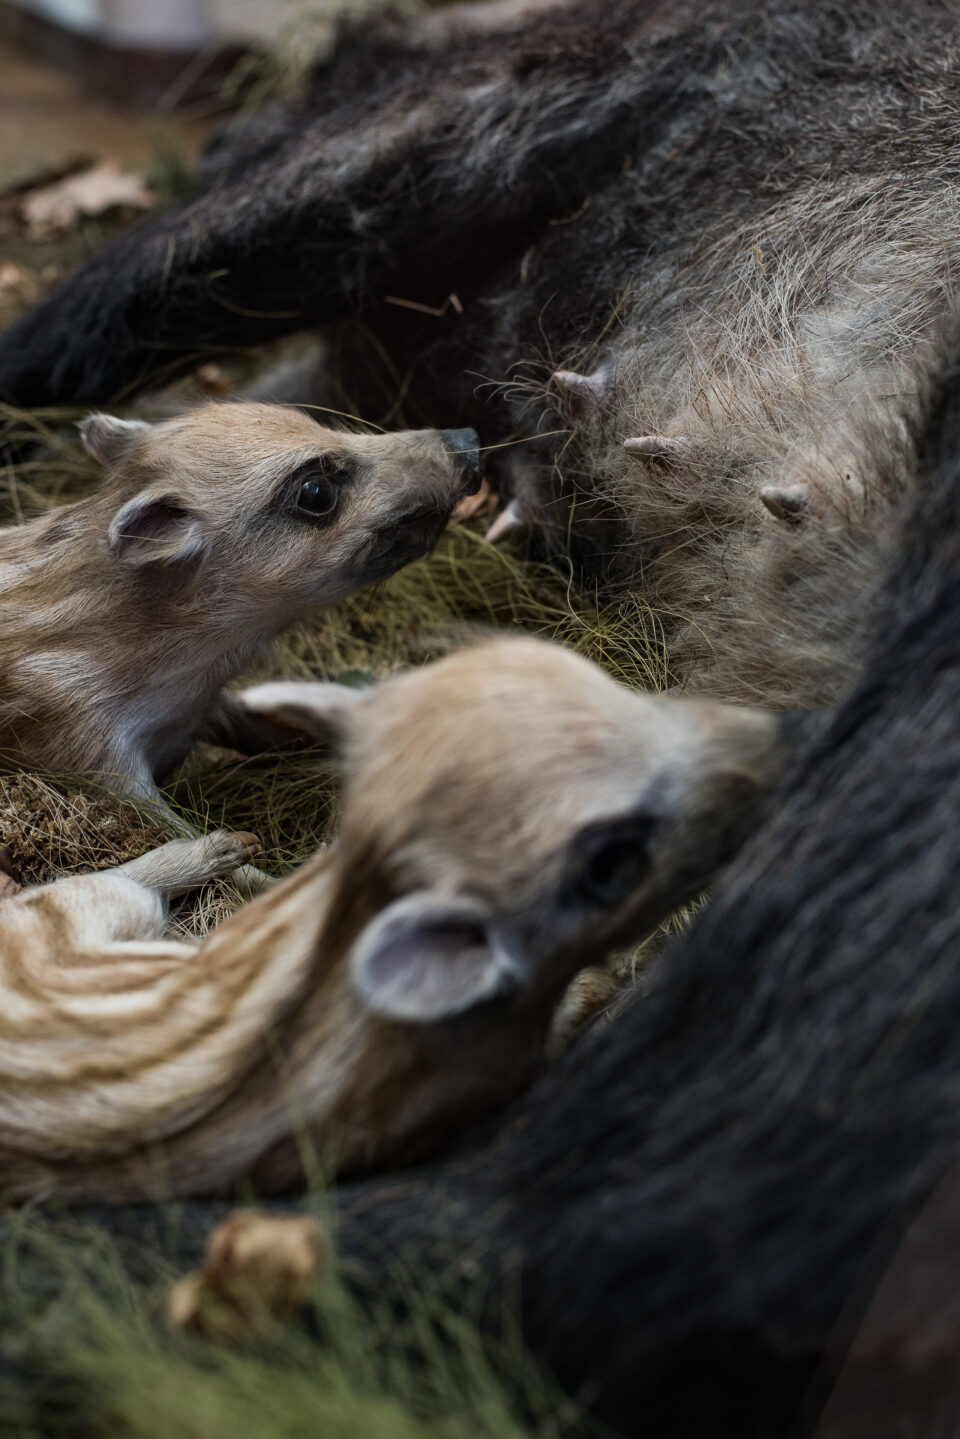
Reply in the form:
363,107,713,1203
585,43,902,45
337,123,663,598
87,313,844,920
0,636,793,1204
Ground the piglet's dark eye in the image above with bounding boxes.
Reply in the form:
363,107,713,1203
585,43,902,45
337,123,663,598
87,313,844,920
566,815,658,912
583,836,649,906
294,471,340,523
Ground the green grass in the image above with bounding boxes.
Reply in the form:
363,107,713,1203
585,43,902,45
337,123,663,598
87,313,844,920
0,1210,595,1439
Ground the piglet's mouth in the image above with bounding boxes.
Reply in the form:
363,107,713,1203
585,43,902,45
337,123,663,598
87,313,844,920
358,505,450,580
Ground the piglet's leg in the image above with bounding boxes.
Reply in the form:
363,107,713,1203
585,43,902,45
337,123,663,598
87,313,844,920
104,760,274,896
1,832,256,953
117,830,261,897
0,820,246,945
122,829,275,902
128,801,274,899
4,870,169,950
203,692,322,758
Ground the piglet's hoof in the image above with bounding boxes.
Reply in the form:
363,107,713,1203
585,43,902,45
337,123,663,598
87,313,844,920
225,832,261,868
199,829,262,880
167,1210,326,1341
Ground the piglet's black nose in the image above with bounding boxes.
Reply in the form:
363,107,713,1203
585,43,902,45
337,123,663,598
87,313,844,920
441,428,482,492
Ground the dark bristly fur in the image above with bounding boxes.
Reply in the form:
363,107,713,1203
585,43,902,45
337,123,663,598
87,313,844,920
327,352,960,1435
0,0,683,409
18,345,960,1436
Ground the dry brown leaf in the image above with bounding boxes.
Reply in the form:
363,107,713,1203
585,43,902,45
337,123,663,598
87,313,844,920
0,262,38,305
0,155,94,204
167,1210,326,1340
0,156,94,236
21,161,153,238
450,476,495,525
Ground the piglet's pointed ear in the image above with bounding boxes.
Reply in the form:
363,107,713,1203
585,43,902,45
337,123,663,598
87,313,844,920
235,680,370,747
351,893,524,1023
107,493,207,566
78,413,152,467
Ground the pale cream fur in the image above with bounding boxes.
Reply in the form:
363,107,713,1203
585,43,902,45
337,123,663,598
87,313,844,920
0,636,788,1205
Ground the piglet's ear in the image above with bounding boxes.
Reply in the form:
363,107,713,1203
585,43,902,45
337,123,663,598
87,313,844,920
78,413,152,467
351,893,523,1023
236,680,369,748
107,493,207,566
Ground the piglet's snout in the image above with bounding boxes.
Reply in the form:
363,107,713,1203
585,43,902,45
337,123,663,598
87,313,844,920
440,428,482,493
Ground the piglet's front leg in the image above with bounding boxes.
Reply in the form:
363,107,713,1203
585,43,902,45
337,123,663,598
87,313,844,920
121,824,271,901
102,748,274,897
117,830,261,897
202,691,329,758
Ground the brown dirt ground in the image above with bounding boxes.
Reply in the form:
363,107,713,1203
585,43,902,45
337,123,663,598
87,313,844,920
0,38,208,327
